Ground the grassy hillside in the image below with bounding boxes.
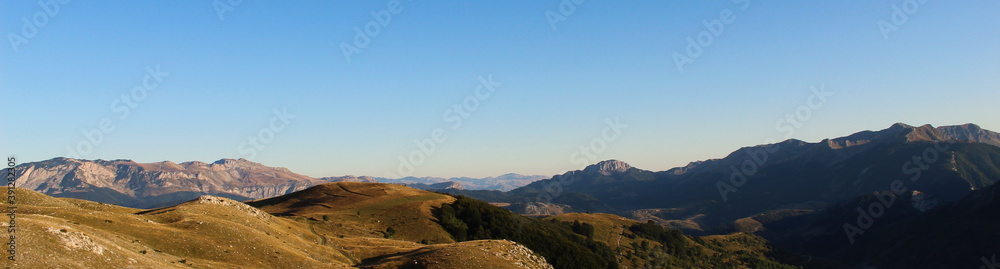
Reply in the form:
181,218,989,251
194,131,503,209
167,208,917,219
247,182,457,244
0,185,553,268
1,187,353,268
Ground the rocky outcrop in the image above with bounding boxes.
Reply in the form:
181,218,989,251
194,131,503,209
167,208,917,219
583,160,632,175
825,123,1000,149
5,158,324,208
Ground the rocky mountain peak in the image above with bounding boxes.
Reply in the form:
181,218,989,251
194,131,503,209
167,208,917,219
212,158,256,166
9,157,322,208
584,160,632,175
890,122,914,129
825,123,1000,149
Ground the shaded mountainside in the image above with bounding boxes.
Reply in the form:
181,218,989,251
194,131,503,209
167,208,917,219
436,196,802,269
0,184,554,269
3,158,324,208
760,180,1000,268
451,123,1000,234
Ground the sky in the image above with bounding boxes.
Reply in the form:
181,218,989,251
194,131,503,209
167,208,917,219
2,1,998,178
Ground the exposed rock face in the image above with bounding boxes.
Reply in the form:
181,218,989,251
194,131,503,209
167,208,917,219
185,195,273,221
826,123,1000,149
910,190,940,212
584,160,632,175
5,158,324,208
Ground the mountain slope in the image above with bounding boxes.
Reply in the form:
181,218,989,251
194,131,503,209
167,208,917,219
434,195,804,268
4,158,324,208
0,184,554,268
247,182,457,244
759,178,1000,268
0,187,353,268
471,123,1000,234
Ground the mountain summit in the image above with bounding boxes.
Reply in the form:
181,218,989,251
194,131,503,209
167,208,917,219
826,123,1000,149
487,123,1000,232
5,158,323,208
584,160,632,175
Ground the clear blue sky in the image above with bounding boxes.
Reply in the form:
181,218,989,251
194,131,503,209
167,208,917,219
2,1,998,178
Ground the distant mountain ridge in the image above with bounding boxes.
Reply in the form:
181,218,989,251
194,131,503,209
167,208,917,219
374,173,547,191
462,123,1000,233
825,123,1000,149
318,175,379,183
3,157,546,208
4,157,324,208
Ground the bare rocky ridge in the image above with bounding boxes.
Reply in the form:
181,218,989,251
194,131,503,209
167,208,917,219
826,123,1000,149
583,159,633,175
497,123,1000,229
6,158,324,208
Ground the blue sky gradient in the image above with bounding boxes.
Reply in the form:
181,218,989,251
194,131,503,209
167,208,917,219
2,1,998,178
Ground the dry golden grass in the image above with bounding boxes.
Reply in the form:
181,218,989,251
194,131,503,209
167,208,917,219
247,182,457,244
0,184,549,269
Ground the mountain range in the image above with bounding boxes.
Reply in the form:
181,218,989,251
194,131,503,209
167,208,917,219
4,122,999,268
372,174,549,191
5,158,324,208
2,159,545,208
456,123,1000,228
